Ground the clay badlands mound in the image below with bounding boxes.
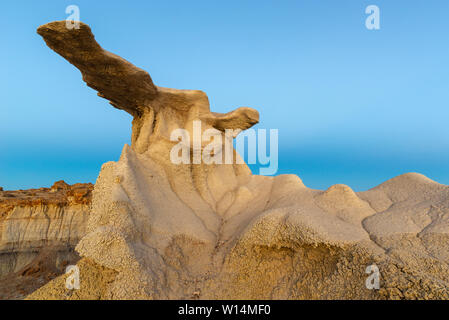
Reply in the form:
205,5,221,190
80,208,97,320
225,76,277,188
0,181,92,299
24,21,449,299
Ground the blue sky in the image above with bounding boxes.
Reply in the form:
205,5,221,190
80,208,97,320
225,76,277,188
1,0,448,191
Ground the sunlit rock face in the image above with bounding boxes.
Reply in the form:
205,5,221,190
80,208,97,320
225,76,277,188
28,21,449,300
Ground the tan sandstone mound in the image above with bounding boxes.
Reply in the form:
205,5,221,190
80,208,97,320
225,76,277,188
28,21,449,300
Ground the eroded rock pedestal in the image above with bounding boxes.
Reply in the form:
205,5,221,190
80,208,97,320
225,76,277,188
28,21,449,300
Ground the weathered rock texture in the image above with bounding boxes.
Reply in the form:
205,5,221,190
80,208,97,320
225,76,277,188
0,181,92,299
28,21,449,300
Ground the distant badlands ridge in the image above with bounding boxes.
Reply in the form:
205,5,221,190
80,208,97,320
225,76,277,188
0,181,92,299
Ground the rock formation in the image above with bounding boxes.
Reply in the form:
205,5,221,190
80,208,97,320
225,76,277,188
0,181,92,299
27,21,449,300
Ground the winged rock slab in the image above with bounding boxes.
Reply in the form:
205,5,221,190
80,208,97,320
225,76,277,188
29,21,449,299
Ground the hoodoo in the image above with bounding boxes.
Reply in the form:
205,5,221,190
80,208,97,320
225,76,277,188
28,21,449,300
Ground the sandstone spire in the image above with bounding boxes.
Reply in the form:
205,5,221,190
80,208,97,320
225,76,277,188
29,21,449,300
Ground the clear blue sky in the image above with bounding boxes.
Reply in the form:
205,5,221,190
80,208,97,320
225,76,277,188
1,0,448,191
